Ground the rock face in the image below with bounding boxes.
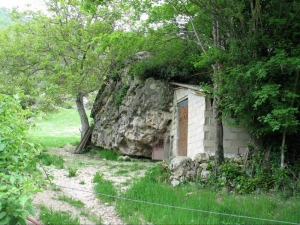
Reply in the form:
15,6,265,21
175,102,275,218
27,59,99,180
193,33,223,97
91,78,173,157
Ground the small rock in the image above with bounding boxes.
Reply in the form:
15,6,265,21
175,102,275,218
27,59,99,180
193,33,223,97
199,163,208,170
171,179,180,187
200,170,211,180
194,153,209,163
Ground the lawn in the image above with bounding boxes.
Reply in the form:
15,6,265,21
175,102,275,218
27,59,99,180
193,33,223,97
29,108,91,148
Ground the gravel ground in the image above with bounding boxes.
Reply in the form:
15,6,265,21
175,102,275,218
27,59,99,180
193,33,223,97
29,147,152,225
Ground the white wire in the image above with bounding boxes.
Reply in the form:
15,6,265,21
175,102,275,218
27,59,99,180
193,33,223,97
55,184,299,225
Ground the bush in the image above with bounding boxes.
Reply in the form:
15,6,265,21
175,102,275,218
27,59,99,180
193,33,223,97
0,94,41,225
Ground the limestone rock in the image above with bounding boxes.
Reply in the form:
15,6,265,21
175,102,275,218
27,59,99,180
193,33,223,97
171,179,180,187
200,170,211,180
194,153,210,164
91,78,173,157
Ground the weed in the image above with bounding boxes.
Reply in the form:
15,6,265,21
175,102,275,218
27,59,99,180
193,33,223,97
39,205,80,225
67,167,78,177
79,181,85,185
39,152,64,169
93,172,117,203
57,195,84,208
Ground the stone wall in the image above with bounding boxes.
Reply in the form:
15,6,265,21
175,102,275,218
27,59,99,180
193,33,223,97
91,78,173,157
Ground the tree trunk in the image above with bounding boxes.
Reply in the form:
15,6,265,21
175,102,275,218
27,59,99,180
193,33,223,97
213,67,224,168
76,91,90,139
280,130,286,169
212,15,224,168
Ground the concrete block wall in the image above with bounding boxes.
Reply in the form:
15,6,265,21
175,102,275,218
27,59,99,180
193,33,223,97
203,99,250,157
170,88,250,159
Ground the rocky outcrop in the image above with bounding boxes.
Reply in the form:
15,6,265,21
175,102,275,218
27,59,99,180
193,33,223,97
91,78,173,157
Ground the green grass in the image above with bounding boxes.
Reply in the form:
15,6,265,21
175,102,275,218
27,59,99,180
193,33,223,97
115,169,130,175
91,148,122,160
116,165,300,225
39,205,80,225
57,195,85,208
93,172,117,203
80,211,103,225
38,152,64,168
67,167,78,177
29,108,90,148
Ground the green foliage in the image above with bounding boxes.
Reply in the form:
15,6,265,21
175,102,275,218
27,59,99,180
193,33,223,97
131,37,207,83
67,167,78,177
0,94,40,225
57,195,85,208
113,84,129,108
94,148,122,161
93,172,117,203
116,164,300,224
39,205,80,225
38,152,64,169
203,151,300,196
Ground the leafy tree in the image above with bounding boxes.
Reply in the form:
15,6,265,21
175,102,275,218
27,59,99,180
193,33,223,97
0,94,40,225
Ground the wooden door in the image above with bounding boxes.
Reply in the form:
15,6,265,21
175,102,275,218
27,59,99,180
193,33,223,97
178,99,188,156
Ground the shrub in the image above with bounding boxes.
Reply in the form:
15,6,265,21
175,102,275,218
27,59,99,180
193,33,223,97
0,94,41,225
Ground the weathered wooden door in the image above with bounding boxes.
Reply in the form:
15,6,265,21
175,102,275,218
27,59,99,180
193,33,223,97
178,99,188,156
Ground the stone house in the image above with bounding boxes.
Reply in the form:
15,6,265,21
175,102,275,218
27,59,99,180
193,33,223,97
152,82,250,160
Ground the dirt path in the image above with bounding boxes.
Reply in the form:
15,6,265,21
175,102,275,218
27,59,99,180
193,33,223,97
30,147,153,225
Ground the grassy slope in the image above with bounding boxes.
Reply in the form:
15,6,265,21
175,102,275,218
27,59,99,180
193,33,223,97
116,166,300,225
29,108,91,148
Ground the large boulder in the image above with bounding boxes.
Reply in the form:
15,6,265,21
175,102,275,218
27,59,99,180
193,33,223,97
91,78,173,157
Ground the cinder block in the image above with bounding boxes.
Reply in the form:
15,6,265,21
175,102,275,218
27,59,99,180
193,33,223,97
204,139,216,147
204,110,213,117
225,146,239,155
238,146,248,154
224,132,238,140
238,133,250,140
230,140,247,147
223,140,232,147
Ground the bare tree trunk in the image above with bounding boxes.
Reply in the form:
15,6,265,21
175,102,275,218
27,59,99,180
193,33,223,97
213,66,224,167
280,130,286,169
76,91,90,139
212,16,224,168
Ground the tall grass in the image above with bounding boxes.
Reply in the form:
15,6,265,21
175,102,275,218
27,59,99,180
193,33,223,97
92,148,122,160
29,108,90,148
38,152,64,168
39,205,80,225
93,172,117,203
116,164,300,225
